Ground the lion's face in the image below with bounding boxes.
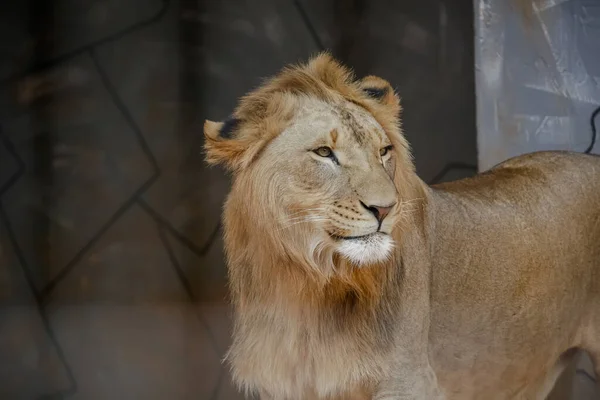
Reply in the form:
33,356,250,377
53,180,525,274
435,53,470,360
259,98,399,265
204,54,414,269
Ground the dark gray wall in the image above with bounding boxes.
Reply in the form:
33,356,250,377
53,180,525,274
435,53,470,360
0,1,477,398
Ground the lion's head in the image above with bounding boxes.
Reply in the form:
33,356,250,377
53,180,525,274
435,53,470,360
204,53,419,275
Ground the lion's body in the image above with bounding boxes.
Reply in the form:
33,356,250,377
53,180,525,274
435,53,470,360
428,151,600,398
204,54,600,399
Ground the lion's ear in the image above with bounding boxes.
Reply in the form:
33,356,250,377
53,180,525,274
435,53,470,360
204,117,261,172
358,75,400,111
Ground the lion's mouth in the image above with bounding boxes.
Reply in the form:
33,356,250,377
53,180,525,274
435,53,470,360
329,231,394,265
329,232,386,241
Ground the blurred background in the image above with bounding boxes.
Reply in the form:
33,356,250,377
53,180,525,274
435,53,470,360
0,0,598,399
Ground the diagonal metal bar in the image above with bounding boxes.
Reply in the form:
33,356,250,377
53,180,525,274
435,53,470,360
0,202,78,399
0,127,26,197
0,0,172,86
39,49,163,300
156,224,223,400
138,198,221,258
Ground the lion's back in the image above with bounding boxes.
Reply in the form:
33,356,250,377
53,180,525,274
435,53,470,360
434,151,600,210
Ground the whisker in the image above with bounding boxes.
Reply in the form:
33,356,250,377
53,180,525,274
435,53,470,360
277,217,330,231
285,208,328,218
282,215,326,224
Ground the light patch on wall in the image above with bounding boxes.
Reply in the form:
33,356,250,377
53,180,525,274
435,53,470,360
476,0,600,170
401,21,432,56
477,0,505,92
514,114,573,145
533,2,599,104
535,0,572,12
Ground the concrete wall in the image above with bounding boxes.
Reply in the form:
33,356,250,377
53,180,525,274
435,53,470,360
475,0,600,171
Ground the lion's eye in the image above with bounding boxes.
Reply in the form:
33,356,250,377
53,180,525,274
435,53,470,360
380,145,393,157
314,146,333,158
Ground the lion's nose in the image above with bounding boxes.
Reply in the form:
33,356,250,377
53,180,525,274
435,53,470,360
360,202,396,224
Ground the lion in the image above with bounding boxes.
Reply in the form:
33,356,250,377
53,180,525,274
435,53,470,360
203,53,600,399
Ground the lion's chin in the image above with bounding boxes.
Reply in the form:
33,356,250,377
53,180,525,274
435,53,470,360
334,232,394,266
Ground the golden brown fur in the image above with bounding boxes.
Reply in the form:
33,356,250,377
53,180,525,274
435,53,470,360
204,53,600,399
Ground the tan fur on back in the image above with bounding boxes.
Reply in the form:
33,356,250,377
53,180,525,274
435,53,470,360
204,54,600,399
